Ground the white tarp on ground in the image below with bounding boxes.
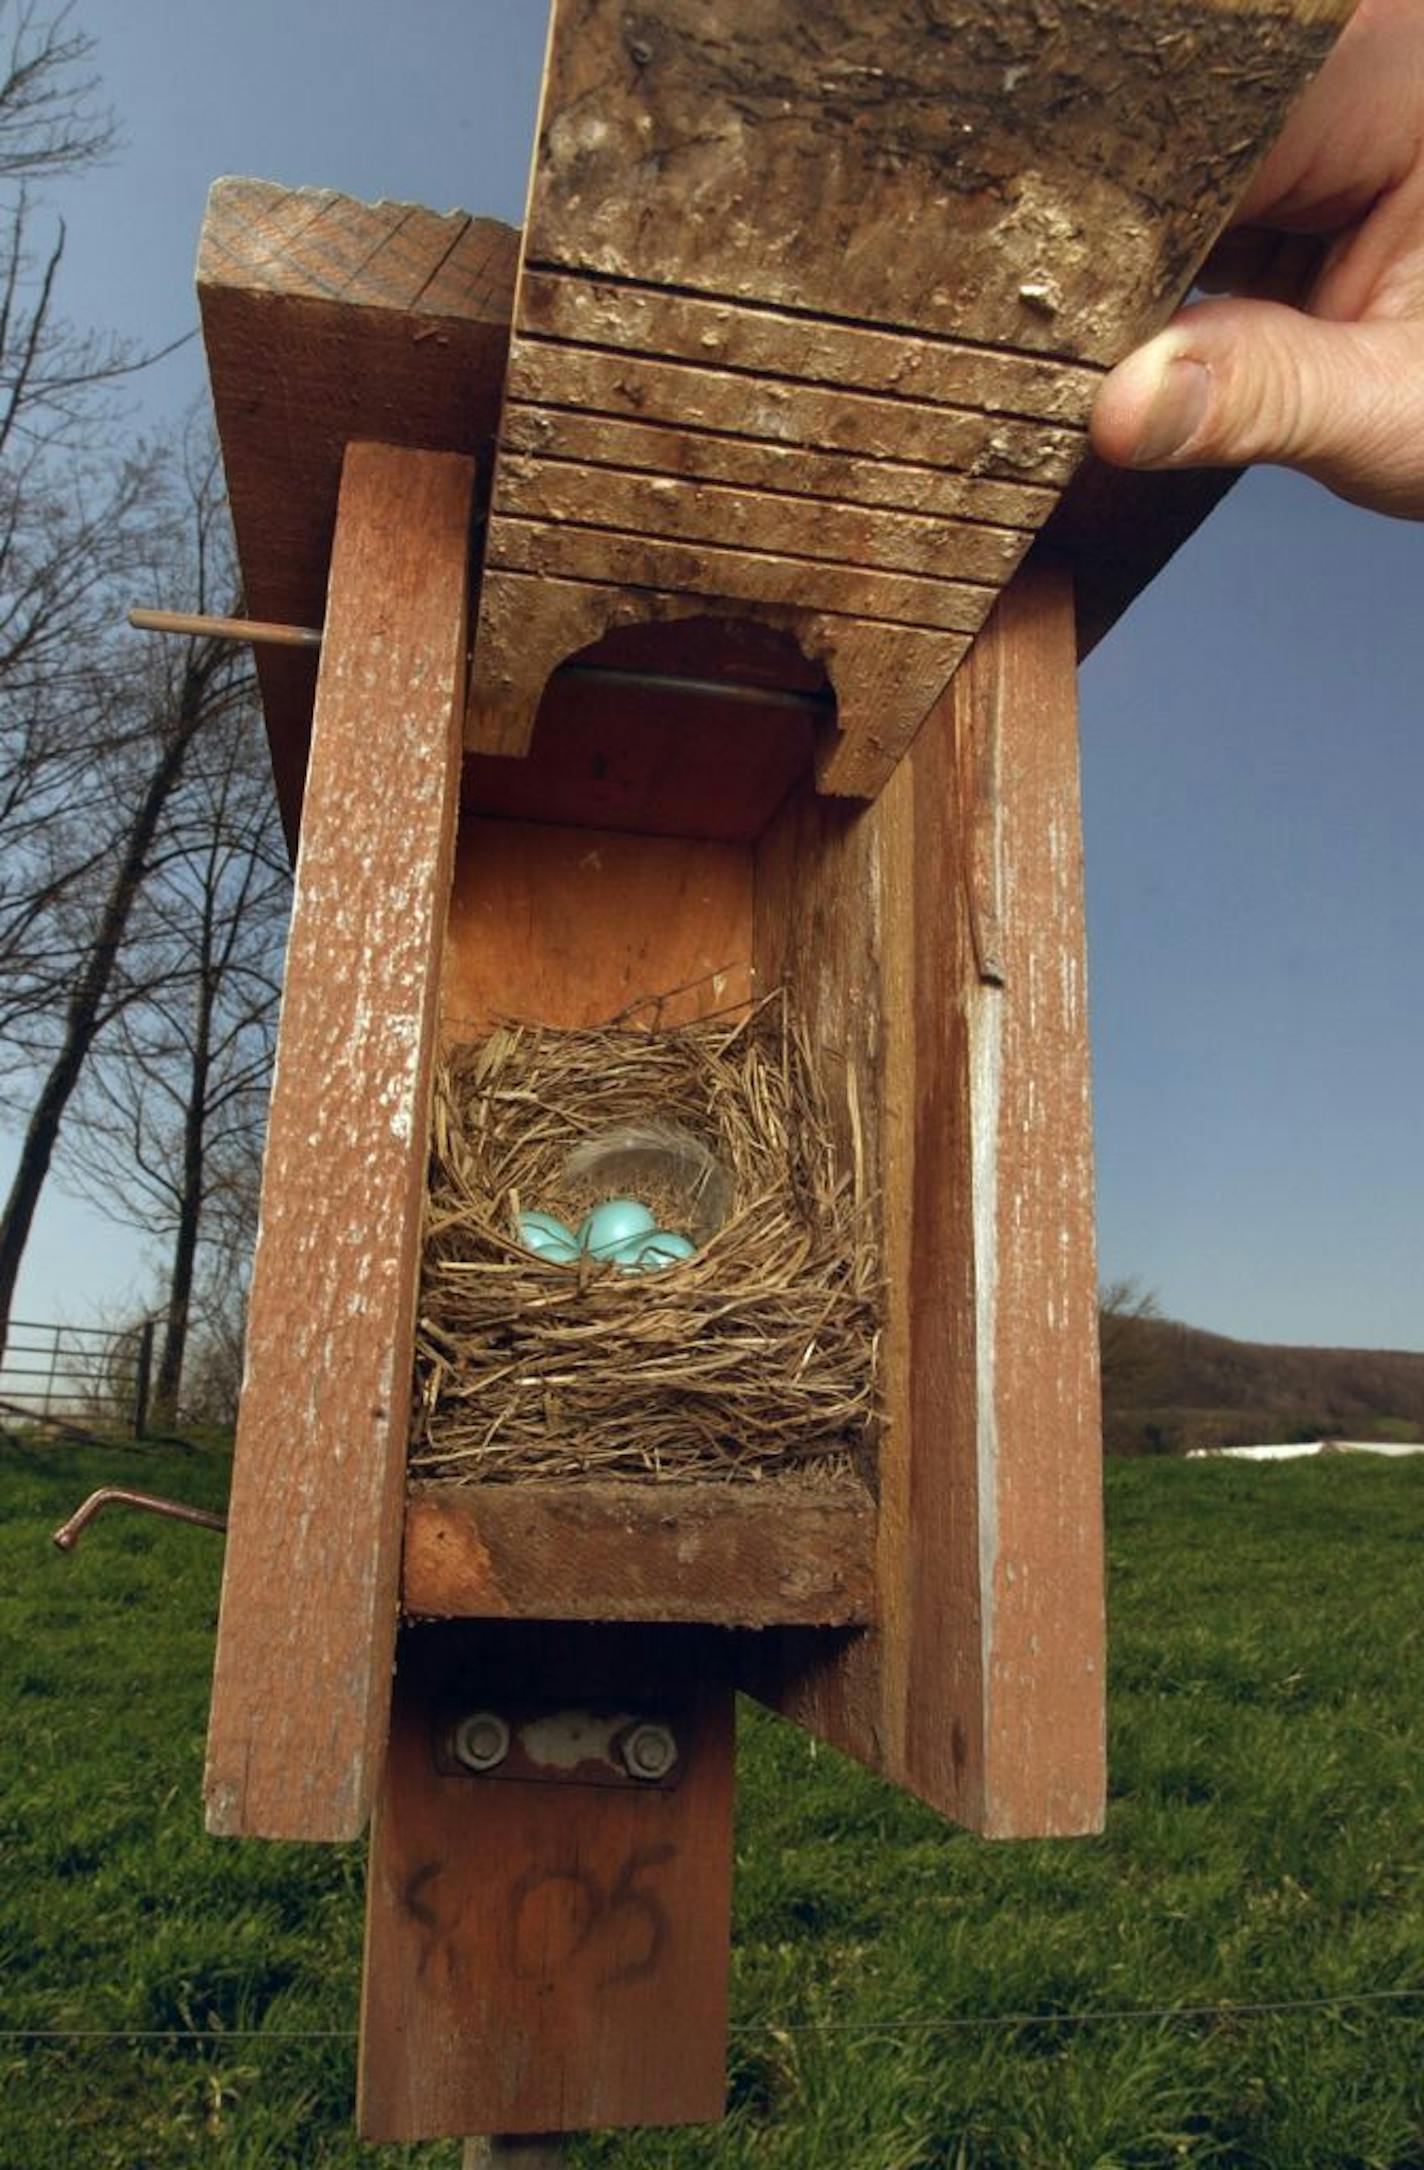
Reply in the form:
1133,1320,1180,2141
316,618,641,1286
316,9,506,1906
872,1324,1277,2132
1186,1441,1424,1461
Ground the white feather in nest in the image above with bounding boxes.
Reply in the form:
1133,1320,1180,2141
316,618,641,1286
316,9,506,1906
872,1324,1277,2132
562,1119,733,1245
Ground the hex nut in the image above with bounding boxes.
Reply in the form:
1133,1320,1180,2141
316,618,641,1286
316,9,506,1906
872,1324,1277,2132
621,1721,678,1782
453,1710,511,1774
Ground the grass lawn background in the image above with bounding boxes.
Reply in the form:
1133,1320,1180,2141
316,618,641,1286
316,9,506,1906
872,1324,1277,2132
1,1438,1421,2168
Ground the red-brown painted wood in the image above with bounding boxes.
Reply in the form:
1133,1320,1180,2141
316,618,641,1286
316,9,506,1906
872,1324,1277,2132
746,562,1105,1837
204,443,474,1840
359,1624,735,2140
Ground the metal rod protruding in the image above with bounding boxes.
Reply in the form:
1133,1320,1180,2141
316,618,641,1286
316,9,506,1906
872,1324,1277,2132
52,1487,228,1553
128,607,324,650
127,610,835,715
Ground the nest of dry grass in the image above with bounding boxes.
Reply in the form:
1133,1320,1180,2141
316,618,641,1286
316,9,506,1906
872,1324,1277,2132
411,994,880,1484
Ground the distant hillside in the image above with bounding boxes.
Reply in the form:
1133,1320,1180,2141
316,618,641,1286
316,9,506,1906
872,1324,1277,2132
1101,1309,1424,1456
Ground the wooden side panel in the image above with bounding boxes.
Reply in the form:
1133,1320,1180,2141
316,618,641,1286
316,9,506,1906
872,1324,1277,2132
972,567,1105,1834
360,1624,735,2140
441,818,753,1037
403,1479,877,1628
204,444,475,1841
747,562,1105,1837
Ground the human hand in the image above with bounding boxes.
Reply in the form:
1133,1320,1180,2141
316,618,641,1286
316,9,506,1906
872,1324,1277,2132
1090,0,1424,518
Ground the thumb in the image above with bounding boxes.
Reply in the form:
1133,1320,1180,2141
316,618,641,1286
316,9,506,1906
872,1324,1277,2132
1090,298,1424,519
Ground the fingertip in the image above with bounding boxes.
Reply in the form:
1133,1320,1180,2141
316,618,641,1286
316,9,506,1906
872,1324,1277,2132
1090,335,1211,469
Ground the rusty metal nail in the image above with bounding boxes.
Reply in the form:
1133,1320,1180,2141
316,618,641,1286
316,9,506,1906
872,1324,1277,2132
453,1711,511,1774
621,1722,677,1781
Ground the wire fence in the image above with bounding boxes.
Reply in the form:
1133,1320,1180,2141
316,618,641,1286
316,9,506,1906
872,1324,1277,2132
3,1984,1422,2046
0,1316,155,1440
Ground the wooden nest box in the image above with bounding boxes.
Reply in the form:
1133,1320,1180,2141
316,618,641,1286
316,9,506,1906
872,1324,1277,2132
198,0,1354,2147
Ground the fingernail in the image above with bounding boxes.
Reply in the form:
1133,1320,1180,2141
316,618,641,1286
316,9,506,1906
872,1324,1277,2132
1132,356,1212,465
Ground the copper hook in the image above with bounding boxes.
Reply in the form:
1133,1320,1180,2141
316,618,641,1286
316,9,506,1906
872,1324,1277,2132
52,1487,228,1552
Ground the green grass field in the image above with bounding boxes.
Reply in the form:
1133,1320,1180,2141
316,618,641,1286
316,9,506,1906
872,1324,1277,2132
2,1437,1421,2168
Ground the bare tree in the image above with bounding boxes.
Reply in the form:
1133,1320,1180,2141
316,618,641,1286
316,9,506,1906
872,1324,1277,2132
0,432,256,1360
63,682,289,1421
168,1134,264,1430
0,10,247,1364
0,3,179,457
0,3,112,182
0,2,186,1074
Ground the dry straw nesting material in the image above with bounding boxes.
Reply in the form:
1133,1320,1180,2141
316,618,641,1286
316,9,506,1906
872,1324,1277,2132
411,994,880,1485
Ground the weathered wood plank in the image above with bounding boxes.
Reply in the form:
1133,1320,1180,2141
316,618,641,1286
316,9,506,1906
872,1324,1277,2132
745,561,1104,1837
204,444,475,1842
522,0,1355,360
501,343,1086,484
474,0,1355,798
495,453,1027,583
440,818,754,1039
203,185,473,304
402,1480,877,1627
198,177,517,845
964,565,1105,1834
360,1624,735,2140
502,403,1056,527
517,269,1103,422
488,520,997,635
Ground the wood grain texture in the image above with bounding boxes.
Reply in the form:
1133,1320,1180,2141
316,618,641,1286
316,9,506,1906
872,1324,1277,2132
517,270,1101,421
198,177,517,845
745,561,1105,1837
967,566,1105,1832
502,345,1086,480
359,1624,734,2140
523,0,1354,352
204,445,475,1842
471,0,1355,795
495,453,1027,584
501,403,1059,528
403,1480,877,1627
488,517,997,635
441,818,753,1038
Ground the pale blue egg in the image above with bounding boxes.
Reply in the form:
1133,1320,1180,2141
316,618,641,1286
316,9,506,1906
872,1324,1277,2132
516,1211,580,1263
602,1233,662,1274
578,1198,658,1257
599,1230,698,1275
633,1231,696,1271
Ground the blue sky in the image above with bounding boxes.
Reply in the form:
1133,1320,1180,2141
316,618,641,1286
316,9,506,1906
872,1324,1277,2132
3,0,1420,1350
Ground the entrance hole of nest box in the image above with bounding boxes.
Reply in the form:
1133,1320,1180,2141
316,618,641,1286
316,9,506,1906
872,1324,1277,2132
463,615,834,846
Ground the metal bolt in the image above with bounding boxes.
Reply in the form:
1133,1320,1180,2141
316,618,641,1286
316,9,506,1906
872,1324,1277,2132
621,1722,678,1782
453,1711,511,1774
